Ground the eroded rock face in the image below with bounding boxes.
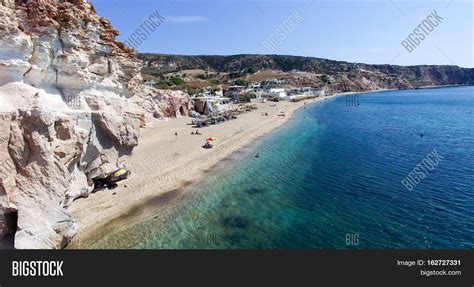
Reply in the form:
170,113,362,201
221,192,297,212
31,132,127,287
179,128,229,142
0,0,143,249
132,88,192,121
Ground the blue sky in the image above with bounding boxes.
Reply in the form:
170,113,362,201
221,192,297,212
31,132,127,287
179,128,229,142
91,0,473,67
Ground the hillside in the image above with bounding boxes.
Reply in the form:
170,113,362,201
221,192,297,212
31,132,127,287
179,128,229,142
139,54,474,93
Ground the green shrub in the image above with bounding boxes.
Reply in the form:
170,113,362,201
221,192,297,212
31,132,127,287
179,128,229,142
158,80,170,89
208,79,220,85
320,74,332,84
235,78,249,87
240,92,256,102
170,77,185,85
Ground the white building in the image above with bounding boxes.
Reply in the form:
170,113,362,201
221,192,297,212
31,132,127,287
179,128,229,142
250,83,261,89
244,87,265,99
288,88,325,101
192,96,232,115
262,88,287,100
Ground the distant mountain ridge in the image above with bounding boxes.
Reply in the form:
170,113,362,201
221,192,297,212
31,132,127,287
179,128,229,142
139,53,474,93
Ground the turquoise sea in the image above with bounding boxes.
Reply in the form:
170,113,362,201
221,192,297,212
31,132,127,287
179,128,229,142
90,86,474,249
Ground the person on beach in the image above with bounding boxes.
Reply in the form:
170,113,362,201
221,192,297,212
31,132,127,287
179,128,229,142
203,140,213,149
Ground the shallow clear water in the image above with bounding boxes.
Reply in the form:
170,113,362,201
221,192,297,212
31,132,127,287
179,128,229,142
90,86,474,249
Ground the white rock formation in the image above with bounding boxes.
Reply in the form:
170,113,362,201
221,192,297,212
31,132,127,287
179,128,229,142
0,0,144,249
132,88,193,121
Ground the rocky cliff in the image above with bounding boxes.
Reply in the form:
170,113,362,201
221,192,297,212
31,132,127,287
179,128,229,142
132,87,192,121
0,0,155,249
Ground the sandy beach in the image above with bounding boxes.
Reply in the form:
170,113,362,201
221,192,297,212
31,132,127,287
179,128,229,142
64,86,425,247
68,97,332,246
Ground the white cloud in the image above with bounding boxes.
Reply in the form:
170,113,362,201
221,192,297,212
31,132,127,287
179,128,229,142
165,16,209,24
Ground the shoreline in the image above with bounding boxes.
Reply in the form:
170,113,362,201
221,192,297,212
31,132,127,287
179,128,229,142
67,85,461,248
69,96,330,247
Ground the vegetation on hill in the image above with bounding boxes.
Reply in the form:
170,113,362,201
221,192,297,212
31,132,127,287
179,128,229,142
139,53,474,93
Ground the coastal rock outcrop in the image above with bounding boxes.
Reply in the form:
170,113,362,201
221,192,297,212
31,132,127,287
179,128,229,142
0,0,143,249
132,88,192,121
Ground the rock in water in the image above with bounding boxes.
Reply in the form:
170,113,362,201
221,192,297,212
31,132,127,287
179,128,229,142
0,0,145,249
